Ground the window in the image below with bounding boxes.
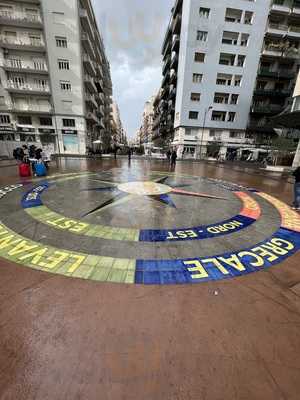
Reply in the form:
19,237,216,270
194,52,205,62
189,111,199,119
191,93,201,102
199,7,210,18
222,31,239,45
62,118,75,127
18,116,32,125
0,97,5,105
241,33,249,47
39,117,52,126
0,115,10,124
214,93,229,104
244,11,254,25
60,81,71,91
219,53,235,66
58,59,70,70
216,74,232,86
29,34,41,46
231,94,239,105
209,130,216,137
225,8,242,23
237,55,246,67
211,111,226,121
234,75,242,86
230,131,243,138
56,36,67,48
197,31,208,42
193,73,203,83
228,112,236,122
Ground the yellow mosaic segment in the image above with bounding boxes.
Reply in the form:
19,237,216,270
26,206,140,241
0,222,136,283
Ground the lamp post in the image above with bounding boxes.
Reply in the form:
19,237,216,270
199,106,213,159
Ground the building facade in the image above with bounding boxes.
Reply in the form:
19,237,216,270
0,0,112,157
111,101,126,147
153,0,300,159
139,96,155,146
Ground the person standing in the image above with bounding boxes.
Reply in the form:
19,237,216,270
292,166,300,210
127,147,132,161
166,150,171,162
171,150,177,167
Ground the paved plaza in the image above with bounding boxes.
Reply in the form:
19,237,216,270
0,158,300,399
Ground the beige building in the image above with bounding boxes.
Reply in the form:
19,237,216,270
139,96,155,145
0,0,112,157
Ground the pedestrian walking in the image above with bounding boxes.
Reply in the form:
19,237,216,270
292,166,300,210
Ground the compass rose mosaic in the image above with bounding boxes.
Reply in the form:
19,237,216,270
0,169,299,284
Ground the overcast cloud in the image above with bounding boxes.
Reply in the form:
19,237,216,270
91,0,173,138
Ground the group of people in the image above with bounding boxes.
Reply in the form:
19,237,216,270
166,149,178,167
13,145,50,171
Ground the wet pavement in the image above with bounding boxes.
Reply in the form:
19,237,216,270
0,158,300,399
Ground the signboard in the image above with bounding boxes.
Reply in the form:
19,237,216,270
38,128,56,134
62,129,78,135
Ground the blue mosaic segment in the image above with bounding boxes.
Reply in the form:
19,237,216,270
135,228,300,284
139,214,255,242
21,182,49,209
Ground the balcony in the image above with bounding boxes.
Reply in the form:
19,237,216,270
258,67,295,79
81,33,95,59
170,69,177,83
0,10,42,28
3,59,48,74
12,104,53,114
0,36,45,52
172,14,182,34
79,9,94,39
254,88,291,97
267,22,288,35
251,104,284,114
288,25,300,38
262,44,299,58
85,93,97,108
270,1,291,14
170,53,178,69
168,86,176,99
172,35,180,52
162,55,171,75
84,75,97,94
5,82,50,96
83,53,96,76
87,111,100,125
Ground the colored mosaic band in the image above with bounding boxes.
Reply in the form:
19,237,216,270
23,182,261,242
0,222,136,283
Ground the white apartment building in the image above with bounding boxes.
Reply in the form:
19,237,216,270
111,101,126,146
154,0,300,159
0,0,112,157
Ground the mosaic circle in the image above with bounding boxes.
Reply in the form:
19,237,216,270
0,170,299,285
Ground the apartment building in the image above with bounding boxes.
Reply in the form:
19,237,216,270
0,0,112,157
139,96,155,146
111,101,126,147
153,0,300,159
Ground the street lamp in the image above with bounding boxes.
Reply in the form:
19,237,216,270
199,106,213,159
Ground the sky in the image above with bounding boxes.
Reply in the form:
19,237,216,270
91,0,174,139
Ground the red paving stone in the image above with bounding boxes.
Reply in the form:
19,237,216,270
0,159,300,400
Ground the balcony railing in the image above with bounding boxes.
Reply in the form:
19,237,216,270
6,81,50,93
251,104,284,113
0,10,42,24
0,36,45,49
254,88,291,96
4,59,48,73
12,104,53,114
258,67,295,78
